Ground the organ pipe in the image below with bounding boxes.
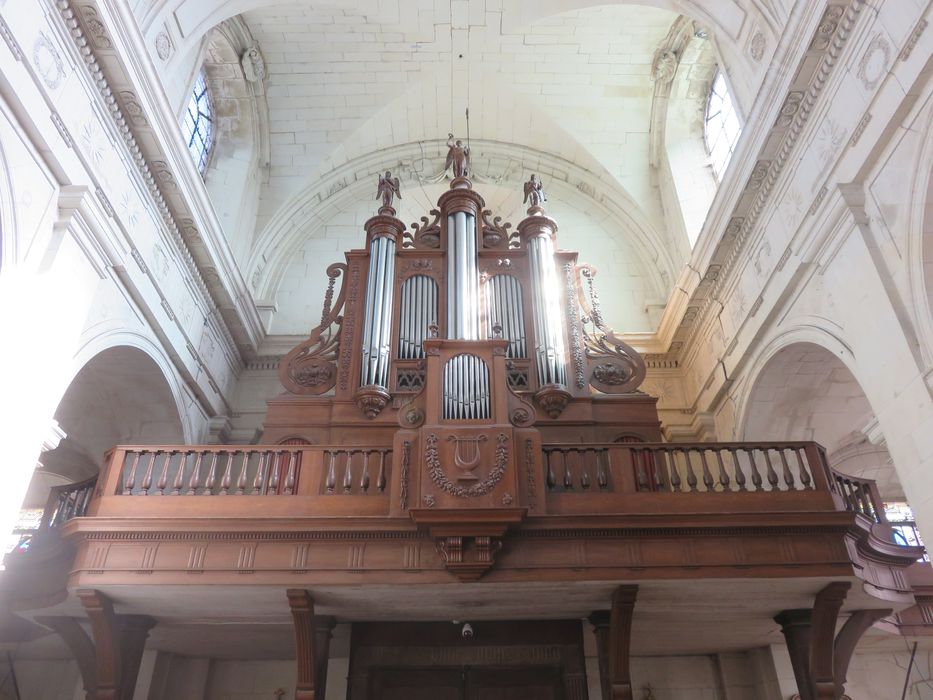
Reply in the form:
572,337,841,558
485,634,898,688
485,274,526,358
526,228,567,387
398,275,438,359
446,212,479,340
443,354,490,420
360,234,396,389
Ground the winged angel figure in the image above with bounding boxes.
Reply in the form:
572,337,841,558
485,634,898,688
377,170,401,209
445,133,470,178
523,174,546,207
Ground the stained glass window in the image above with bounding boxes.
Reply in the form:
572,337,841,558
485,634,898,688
704,70,742,181
182,70,213,174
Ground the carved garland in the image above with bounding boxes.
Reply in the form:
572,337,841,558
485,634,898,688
425,433,509,497
563,261,586,389
524,438,537,510
338,263,361,390
399,440,411,509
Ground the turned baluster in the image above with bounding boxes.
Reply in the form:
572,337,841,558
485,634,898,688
654,449,670,491
794,448,813,489
682,449,698,492
283,451,297,495
268,452,282,494
343,451,355,493
714,450,731,491
325,451,337,494
253,451,269,495
633,448,649,491
667,449,682,491
545,451,557,490
746,449,763,491
699,450,714,491
186,451,204,495
596,449,609,490
376,450,387,493
123,451,141,495
360,451,371,493
204,452,220,495
156,451,174,495
171,451,189,495
580,450,591,490
562,450,574,490
762,449,779,490
728,448,746,491
140,452,157,495
857,483,874,518
235,451,250,495
219,451,236,495
778,450,795,490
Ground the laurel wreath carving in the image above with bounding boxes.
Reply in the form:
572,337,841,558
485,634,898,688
425,432,509,497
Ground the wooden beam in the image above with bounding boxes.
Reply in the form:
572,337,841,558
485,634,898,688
314,615,336,700
287,589,318,700
774,609,814,700
118,615,156,700
608,585,638,700
36,616,96,700
832,608,891,698
810,581,850,700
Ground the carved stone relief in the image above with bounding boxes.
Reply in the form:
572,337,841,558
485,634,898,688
857,34,891,90
33,33,64,89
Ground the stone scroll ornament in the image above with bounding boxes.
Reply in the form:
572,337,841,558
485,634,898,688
573,263,647,393
277,263,348,394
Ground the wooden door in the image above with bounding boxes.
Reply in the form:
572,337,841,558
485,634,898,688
467,666,564,700
369,667,463,700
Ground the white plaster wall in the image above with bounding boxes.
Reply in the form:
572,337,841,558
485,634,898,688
205,660,295,700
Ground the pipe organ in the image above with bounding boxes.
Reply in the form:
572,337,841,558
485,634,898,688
273,163,652,517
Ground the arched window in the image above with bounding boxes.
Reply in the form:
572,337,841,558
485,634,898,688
182,70,213,174
704,70,741,181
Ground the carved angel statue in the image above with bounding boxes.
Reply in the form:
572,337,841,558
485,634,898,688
240,43,266,83
445,133,470,178
377,170,401,209
523,174,546,207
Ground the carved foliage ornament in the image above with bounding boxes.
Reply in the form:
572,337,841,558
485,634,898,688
425,432,509,498
279,263,347,394
573,264,646,394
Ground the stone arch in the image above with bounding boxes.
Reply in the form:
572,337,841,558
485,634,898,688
906,92,933,366
736,331,901,499
23,342,188,510
0,129,16,274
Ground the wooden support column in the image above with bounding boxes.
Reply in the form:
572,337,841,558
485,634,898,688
70,590,154,700
588,611,611,700
314,615,337,700
591,585,638,700
288,589,320,700
774,582,890,700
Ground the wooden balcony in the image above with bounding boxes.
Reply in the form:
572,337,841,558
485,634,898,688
3,438,929,654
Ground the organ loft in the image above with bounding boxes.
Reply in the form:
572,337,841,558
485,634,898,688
4,146,930,700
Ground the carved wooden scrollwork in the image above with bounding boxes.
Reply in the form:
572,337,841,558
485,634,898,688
278,263,348,395
480,209,515,249
573,264,646,394
405,209,442,249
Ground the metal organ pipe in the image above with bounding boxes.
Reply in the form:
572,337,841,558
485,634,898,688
398,275,438,359
443,354,490,420
446,212,479,340
527,233,567,387
485,275,526,358
360,235,396,388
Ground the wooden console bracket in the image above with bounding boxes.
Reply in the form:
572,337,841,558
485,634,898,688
68,589,155,700
774,581,891,700
288,589,329,700
590,584,639,700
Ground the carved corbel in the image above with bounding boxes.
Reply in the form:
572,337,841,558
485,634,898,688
590,585,639,700
61,589,156,700
775,581,891,700
287,590,334,700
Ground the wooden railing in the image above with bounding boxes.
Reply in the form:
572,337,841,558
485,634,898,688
39,475,98,531
542,442,826,494
830,469,886,523
114,446,392,497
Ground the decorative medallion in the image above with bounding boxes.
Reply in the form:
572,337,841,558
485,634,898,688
425,432,509,497
33,33,64,89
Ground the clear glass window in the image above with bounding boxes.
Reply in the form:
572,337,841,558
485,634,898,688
183,70,213,174
704,70,742,181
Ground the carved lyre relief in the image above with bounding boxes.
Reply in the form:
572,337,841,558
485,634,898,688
447,434,488,482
